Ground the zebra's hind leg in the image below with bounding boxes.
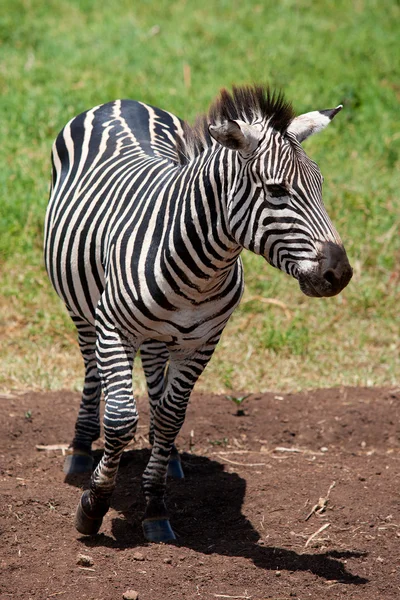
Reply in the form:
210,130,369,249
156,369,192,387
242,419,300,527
140,340,184,479
75,314,138,536
64,317,101,475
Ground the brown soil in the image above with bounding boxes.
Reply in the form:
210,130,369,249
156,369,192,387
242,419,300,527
1,387,400,600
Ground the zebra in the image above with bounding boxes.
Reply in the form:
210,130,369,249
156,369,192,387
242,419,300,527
44,85,352,543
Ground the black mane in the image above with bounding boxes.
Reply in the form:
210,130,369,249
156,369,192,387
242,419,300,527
176,85,295,165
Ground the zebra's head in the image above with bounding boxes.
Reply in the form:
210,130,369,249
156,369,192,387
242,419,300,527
207,86,352,298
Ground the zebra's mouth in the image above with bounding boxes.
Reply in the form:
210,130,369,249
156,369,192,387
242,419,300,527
298,268,352,298
298,275,323,298
297,242,353,298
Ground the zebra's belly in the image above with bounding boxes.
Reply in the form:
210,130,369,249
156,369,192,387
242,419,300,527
100,255,245,350
105,275,244,352
129,304,237,350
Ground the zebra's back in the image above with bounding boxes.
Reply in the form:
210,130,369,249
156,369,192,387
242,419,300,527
44,100,184,323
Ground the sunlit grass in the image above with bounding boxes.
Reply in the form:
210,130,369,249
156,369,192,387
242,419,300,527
0,0,399,394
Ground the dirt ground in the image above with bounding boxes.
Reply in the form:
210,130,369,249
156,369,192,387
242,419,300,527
1,387,399,600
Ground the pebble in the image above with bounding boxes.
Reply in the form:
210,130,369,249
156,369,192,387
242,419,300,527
163,558,172,564
76,553,94,567
123,590,139,600
132,552,145,561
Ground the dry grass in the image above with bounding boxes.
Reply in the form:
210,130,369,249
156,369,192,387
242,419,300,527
1,259,399,397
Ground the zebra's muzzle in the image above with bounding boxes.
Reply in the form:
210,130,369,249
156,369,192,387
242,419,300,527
298,242,353,298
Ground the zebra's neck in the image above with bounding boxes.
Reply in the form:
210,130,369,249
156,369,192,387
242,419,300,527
161,146,243,298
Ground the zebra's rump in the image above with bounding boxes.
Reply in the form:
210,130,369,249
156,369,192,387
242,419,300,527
44,100,185,324
51,100,184,193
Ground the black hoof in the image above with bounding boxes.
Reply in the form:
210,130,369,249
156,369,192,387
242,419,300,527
142,518,176,542
75,491,107,536
167,457,185,479
64,453,94,475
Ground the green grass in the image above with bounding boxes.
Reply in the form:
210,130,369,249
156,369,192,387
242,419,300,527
1,0,399,394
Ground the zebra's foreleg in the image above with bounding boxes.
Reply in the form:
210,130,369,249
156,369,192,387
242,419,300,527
140,339,184,479
64,318,101,475
141,342,218,542
75,321,138,536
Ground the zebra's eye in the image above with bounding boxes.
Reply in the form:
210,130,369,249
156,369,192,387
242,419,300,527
266,184,287,198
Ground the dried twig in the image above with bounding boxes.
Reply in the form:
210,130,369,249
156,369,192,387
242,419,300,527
241,295,292,319
326,481,336,497
138,434,150,445
274,446,324,455
183,63,191,89
305,522,331,547
214,450,260,455
305,481,336,521
217,455,265,467
213,593,251,599
36,444,69,453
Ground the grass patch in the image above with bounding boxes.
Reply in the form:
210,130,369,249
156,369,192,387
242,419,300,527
1,0,399,394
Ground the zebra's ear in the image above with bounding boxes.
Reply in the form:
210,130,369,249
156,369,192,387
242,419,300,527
287,105,343,143
208,119,260,153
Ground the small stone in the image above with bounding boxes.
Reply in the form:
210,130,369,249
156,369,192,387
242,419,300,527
275,570,281,577
257,539,266,546
163,558,172,564
123,591,139,600
77,553,94,567
132,552,145,561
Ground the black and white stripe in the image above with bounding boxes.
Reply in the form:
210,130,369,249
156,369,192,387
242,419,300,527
44,85,352,541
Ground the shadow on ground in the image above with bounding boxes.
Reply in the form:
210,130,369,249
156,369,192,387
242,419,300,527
65,449,368,585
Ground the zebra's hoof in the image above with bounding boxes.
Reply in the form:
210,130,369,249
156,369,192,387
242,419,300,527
142,518,176,543
64,452,94,475
75,491,105,536
167,457,185,479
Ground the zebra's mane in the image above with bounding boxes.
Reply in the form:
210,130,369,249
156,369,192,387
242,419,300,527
176,85,295,165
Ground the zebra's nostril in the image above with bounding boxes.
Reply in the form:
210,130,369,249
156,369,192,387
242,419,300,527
323,268,338,287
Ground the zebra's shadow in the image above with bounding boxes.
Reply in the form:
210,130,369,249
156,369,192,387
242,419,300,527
67,449,368,585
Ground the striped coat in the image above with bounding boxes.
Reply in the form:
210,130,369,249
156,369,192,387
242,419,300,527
44,86,352,541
